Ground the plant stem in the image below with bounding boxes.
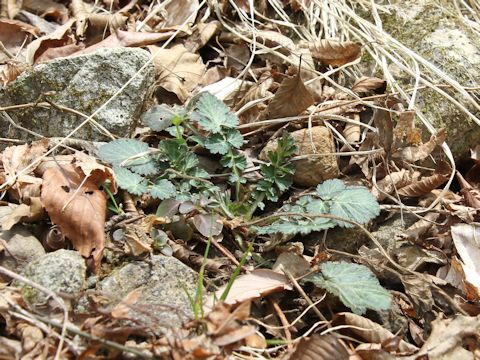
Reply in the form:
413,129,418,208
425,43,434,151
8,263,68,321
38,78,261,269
220,240,253,301
245,192,265,220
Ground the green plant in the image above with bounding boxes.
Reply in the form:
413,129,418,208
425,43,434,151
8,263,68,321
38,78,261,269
303,261,391,315
253,179,380,235
98,92,297,217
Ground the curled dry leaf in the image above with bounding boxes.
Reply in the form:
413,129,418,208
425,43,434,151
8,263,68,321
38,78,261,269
372,169,420,201
74,151,117,193
267,72,314,118
309,39,361,67
0,60,29,85
1,139,49,202
451,223,480,299
148,44,206,103
351,76,387,93
161,0,199,29
416,315,480,359
289,334,349,360
0,18,39,62
456,171,480,209
393,110,422,149
333,312,418,354
76,29,177,56
23,0,69,24
25,19,76,64
205,269,292,311
40,163,106,272
397,161,451,198
393,128,446,163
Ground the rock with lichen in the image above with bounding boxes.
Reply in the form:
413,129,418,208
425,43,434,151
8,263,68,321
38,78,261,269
0,47,155,142
361,0,480,159
260,126,339,187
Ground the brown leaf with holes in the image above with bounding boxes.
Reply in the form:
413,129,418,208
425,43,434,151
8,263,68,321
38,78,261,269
309,39,361,67
289,334,349,360
352,76,386,93
397,161,451,198
40,163,106,272
267,72,314,118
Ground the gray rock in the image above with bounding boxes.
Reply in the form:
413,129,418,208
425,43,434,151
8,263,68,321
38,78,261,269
97,255,198,335
19,249,86,305
0,48,155,142
0,225,45,278
369,0,480,158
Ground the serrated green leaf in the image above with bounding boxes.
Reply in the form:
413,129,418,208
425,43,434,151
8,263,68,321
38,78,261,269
328,186,380,227
205,133,230,155
316,179,346,199
224,129,244,149
99,139,157,175
313,180,380,228
305,261,391,315
150,179,177,200
142,104,177,131
113,166,148,195
254,217,335,235
191,93,238,133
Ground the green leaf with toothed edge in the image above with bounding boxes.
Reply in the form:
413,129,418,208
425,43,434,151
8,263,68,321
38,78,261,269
304,261,391,315
113,166,148,195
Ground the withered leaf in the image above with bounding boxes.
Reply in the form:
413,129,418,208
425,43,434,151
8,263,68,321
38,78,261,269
41,163,106,272
372,169,420,201
351,76,387,93
205,269,292,311
457,171,480,209
148,44,206,103
372,107,393,155
397,161,451,198
309,39,361,67
289,334,349,360
267,72,314,118
393,128,446,163
393,110,422,149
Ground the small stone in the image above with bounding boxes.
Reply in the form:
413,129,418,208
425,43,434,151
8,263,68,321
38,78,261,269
0,225,45,278
261,126,339,187
19,249,86,305
97,255,198,335
0,47,155,142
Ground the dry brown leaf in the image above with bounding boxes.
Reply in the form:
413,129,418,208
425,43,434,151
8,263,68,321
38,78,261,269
456,171,480,209
205,269,292,310
148,44,205,103
0,60,29,85
184,20,221,52
1,139,49,202
416,315,480,359
393,128,446,163
74,151,117,193
0,18,39,62
1,198,43,230
272,252,310,278
76,29,177,55
23,0,68,23
351,76,386,93
393,110,422,148
25,18,75,64
161,0,199,28
41,163,106,272
451,223,480,299
289,334,349,360
372,107,393,155
397,161,451,198
372,169,420,201
267,72,314,118
309,39,361,67
333,313,418,353
0,0,22,19
342,122,361,144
